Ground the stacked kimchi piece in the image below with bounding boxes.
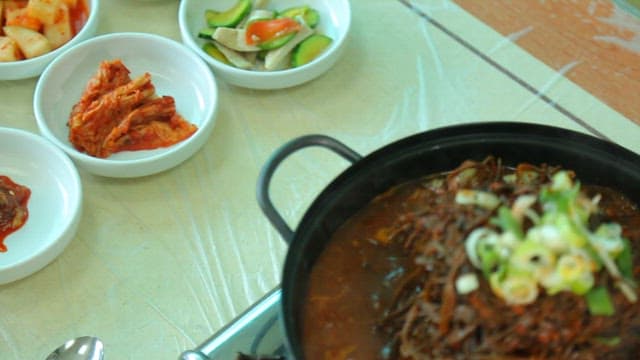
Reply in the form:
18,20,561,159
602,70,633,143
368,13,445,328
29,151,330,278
68,59,197,158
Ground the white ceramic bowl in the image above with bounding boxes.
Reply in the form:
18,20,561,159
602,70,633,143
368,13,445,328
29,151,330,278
179,0,351,89
33,32,218,178
0,127,82,285
0,0,100,80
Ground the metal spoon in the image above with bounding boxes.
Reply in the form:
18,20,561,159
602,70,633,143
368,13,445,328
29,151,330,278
46,336,104,360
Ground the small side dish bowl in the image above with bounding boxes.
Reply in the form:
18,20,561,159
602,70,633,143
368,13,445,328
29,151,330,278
0,0,100,81
0,127,82,285
34,32,218,178
178,0,351,89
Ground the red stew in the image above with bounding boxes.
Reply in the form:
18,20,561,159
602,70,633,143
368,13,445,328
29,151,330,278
302,157,640,359
0,176,31,252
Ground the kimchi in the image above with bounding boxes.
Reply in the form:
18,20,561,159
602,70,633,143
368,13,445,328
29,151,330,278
68,59,197,158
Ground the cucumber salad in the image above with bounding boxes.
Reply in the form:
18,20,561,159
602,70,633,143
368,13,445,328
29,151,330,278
197,0,333,71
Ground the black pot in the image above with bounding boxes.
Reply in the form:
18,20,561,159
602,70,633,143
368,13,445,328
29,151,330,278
256,122,640,359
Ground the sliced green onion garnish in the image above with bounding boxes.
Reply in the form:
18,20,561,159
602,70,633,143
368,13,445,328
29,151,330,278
491,206,524,239
455,273,479,295
460,170,636,310
495,274,539,305
594,336,622,347
455,189,500,210
510,239,555,276
617,238,636,281
586,286,615,316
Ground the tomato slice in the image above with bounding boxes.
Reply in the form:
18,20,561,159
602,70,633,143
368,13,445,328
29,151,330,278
245,18,301,46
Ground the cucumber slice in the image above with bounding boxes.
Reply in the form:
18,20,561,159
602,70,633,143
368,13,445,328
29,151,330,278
205,0,252,28
244,9,276,25
279,6,320,28
291,34,332,67
202,42,231,65
198,27,216,39
256,49,268,61
258,32,297,50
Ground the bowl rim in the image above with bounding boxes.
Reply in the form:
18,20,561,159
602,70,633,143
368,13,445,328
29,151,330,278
0,126,82,284
178,0,352,84
0,0,100,80
33,31,218,176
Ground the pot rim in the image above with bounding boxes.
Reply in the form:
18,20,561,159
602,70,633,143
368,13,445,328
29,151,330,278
260,121,640,358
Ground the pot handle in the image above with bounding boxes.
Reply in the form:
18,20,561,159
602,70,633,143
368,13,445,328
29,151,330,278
257,135,362,244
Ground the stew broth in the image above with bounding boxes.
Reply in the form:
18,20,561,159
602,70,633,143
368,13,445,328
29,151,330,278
302,182,418,359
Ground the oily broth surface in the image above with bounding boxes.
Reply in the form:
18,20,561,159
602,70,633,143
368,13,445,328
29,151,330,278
302,180,420,359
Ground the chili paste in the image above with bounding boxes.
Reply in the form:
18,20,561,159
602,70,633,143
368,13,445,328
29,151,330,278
0,175,31,252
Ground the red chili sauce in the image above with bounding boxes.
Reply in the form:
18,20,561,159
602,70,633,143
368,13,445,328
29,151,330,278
0,176,31,252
